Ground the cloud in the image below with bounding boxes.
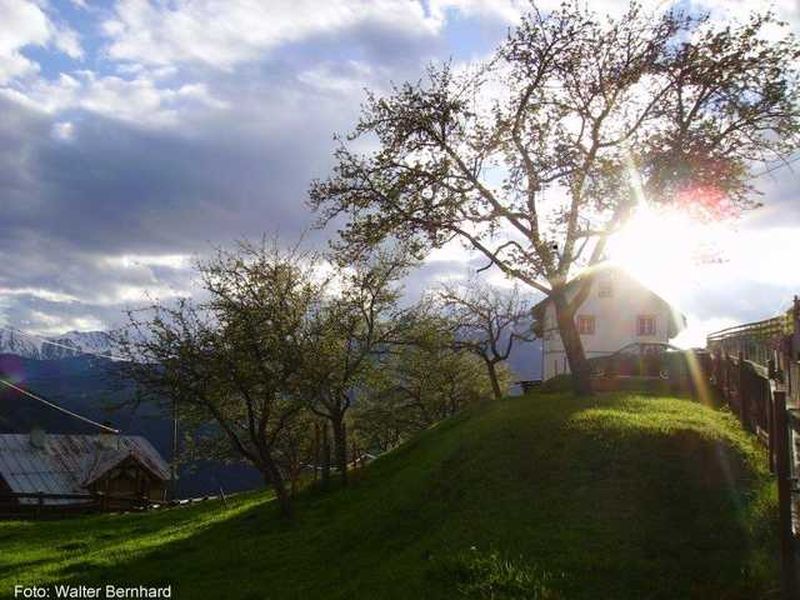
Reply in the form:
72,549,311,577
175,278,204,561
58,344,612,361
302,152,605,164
0,0,798,337
101,0,443,69
0,0,51,82
0,0,83,84
2,71,227,127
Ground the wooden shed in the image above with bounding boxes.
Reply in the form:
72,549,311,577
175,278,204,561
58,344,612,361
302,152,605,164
0,431,169,514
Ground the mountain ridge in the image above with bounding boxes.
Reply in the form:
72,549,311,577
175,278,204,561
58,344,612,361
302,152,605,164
0,329,116,360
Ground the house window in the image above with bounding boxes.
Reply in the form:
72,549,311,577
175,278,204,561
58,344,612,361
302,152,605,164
637,315,656,336
598,277,613,298
577,314,595,335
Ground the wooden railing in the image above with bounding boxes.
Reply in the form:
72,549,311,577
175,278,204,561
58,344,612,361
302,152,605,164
707,314,792,343
706,298,800,600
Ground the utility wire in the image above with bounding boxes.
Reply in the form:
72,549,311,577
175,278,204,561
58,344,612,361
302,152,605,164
0,378,120,434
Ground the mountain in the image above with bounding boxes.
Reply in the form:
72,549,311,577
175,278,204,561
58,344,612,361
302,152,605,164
41,330,116,360
506,338,542,383
0,329,116,360
0,329,43,359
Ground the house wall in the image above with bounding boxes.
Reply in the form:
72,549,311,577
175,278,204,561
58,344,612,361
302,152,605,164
87,457,167,506
542,270,674,380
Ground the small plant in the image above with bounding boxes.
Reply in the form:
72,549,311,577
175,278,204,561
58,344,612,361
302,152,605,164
436,547,561,599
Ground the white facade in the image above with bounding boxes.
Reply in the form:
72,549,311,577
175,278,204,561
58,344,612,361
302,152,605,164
536,267,684,380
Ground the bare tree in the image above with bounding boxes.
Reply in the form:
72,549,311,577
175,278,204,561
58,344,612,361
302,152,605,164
436,280,531,400
310,3,800,395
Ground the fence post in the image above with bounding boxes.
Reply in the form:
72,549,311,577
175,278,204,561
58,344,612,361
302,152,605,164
738,352,749,429
768,379,776,473
774,390,798,599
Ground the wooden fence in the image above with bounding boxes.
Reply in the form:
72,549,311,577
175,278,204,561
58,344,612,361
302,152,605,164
706,296,800,599
0,491,157,519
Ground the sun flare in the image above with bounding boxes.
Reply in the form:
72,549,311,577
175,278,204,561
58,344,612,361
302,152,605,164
606,203,729,317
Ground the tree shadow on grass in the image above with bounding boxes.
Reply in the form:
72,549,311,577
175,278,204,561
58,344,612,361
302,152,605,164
24,393,781,600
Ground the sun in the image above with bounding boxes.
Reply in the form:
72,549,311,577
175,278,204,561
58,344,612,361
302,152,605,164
606,202,727,309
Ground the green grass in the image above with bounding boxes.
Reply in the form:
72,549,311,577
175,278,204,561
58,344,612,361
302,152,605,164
0,392,779,599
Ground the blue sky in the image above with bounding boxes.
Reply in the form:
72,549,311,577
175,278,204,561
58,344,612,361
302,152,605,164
0,0,799,347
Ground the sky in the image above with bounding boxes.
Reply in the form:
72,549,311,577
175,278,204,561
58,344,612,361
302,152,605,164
0,0,798,348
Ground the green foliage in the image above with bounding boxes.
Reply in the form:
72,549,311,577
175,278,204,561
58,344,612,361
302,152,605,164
353,315,498,453
117,239,329,514
298,249,411,480
0,391,778,599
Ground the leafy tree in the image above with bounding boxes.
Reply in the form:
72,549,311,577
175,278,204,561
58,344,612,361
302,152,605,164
118,240,324,517
436,280,531,400
353,314,499,452
310,3,800,395
300,250,411,485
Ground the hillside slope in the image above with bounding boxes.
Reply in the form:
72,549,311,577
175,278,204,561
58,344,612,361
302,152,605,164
0,392,778,599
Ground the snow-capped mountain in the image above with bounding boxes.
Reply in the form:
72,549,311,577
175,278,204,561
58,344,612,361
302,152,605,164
0,329,115,360
0,329,43,359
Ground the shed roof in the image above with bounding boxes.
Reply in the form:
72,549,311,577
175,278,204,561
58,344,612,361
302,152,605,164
0,433,169,505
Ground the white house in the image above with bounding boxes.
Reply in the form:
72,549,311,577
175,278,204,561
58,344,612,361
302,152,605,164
532,265,686,380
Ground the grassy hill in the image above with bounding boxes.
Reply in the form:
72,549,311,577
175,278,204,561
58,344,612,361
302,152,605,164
0,391,779,599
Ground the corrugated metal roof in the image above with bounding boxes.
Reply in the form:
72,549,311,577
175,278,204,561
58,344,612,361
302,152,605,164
0,434,169,505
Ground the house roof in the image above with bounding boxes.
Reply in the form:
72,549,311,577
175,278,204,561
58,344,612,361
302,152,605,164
531,264,687,335
0,433,169,505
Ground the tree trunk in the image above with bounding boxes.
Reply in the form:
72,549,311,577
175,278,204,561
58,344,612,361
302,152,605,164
262,458,292,518
485,358,503,401
313,423,320,483
552,287,593,396
321,422,331,488
331,415,348,486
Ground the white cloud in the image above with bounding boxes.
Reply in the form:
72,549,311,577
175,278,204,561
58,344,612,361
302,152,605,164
672,315,739,349
24,311,106,337
0,287,81,304
101,0,442,69
435,0,800,28
297,60,374,94
1,70,227,127
0,0,83,84
51,120,75,141
0,0,50,82
102,254,193,270
51,23,84,60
